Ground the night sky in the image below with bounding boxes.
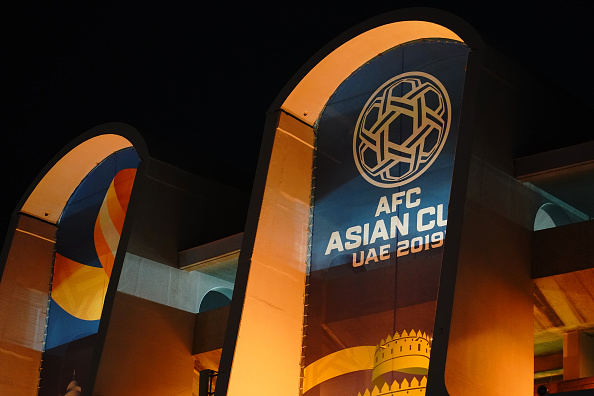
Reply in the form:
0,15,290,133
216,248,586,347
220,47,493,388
3,1,593,241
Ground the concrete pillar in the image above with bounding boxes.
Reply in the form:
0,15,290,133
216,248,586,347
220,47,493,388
563,331,594,380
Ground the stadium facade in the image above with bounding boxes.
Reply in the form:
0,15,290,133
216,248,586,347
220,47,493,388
1,8,593,396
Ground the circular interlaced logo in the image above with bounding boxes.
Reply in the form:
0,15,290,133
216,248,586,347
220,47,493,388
353,72,451,188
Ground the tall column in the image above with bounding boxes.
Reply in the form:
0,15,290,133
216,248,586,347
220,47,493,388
563,330,594,380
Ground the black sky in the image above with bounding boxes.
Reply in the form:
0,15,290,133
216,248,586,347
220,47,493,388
3,1,593,240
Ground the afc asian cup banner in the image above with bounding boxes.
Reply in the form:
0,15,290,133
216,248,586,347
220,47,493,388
304,40,469,396
311,40,468,271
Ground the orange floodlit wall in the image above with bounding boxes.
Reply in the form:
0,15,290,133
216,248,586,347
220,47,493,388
0,128,139,395
0,216,56,395
442,160,534,395
225,112,313,395
228,115,313,396
21,134,134,224
282,21,462,125
93,292,196,395
225,19,464,396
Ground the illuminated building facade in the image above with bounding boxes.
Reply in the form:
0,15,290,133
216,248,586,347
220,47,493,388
1,8,594,396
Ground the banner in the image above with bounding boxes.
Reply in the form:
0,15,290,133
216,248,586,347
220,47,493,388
39,147,139,395
305,40,469,395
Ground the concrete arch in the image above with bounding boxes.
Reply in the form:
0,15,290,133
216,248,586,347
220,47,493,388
15,122,148,225
0,122,148,395
270,7,484,125
199,287,233,313
220,8,484,396
209,286,233,300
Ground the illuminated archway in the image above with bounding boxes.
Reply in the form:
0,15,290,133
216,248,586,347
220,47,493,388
219,9,483,396
0,122,147,395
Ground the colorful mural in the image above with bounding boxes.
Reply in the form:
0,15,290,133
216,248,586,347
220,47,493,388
39,147,139,394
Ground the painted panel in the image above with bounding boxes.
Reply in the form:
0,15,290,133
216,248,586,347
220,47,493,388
39,147,139,395
305,40,469,395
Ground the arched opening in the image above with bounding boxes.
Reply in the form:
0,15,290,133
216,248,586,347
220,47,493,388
281,20,464,126
19,133,141,224
0,123,147,395
534,202,572,231
220,10,481,396
199,287,233,313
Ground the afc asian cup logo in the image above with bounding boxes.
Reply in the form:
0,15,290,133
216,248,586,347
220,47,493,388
353,71,451,188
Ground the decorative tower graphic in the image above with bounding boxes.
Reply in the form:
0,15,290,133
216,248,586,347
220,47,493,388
303,329,431,394
364,330,431,396
64,371,81,396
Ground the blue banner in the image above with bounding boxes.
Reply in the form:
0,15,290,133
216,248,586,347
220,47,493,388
304,40,469,395
311,40,468,272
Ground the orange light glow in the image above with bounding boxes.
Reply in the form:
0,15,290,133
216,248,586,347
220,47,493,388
229,20,464,396
21,134,133,224
282,21,462,126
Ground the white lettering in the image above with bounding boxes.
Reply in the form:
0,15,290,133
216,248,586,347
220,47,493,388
352,251,364,267
379,244,390,260
406,187,421,208
417,206,435,232
363,223,369,245
365,248,378,264
345,226,362,249
375,196,391,217
325,231,344,255
411,236,423,253
396,240,409,257
370,220,389,244
390,213,409,237
391,191,405,212
437,204,447,227
431,231,444,248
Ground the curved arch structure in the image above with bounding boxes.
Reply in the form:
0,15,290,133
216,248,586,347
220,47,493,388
1,8,562,396
281,21,462,126
534,203,572,231
199,287,233,313
0,123,147,395
217,8,533,396
18,123,148,225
